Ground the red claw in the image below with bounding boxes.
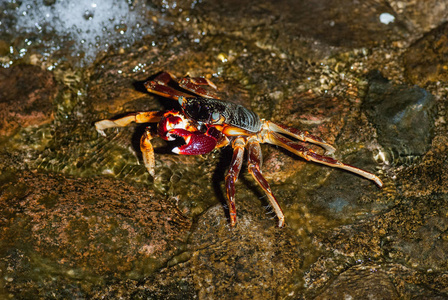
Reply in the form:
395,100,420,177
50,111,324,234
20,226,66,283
168,129,217,155
158,114,183,140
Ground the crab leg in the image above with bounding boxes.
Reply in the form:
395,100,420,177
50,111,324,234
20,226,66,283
266,132,383,187
225,137,245,226
144,71,194,101
140,128,156,176
95,111,166,176
247,139,285,227
95,111,165,136
144,80,192,101
266,121,336,154
178,77,220,99
153,71,178,85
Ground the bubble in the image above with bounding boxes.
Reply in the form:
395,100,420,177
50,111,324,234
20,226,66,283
8,0,156,66
83,10,94,21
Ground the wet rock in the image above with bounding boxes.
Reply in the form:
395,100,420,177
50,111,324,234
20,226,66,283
315,264,399,299
0,64,56,136
388,0,448,33
93,204,303,299
308,185,448,298
385,195,448,272
263,91,351,184
196,0,407,50
307,260,448,299
312,191,448,273
305,147,386,223
0,171,191,297
400,136,448,197
185,205,302,299
2,0,448,298
363,71,436,164
403,22,448,85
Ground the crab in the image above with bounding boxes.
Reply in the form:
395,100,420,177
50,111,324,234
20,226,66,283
95,71,383,227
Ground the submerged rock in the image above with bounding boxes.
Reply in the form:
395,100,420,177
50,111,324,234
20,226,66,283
363,71,437,164
92,204,303,299
0,65,56,136
403,22,448,85
0,171,191,297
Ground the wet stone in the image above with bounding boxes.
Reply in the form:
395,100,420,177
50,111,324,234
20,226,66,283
377,194,448,273
185,205,303,298
306,148,386,223
315,264,399,299
3,0,448,297
94,204,304,299
0,64,57,136
363,71,437,164
399,136,448,197
403,22,448,85
0,171,192,297
388,0,448,33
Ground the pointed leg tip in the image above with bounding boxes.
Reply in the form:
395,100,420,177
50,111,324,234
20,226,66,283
94,124,107,136
278,219,285,228
325,146,336,155
374,177,383,188
97,130,106,137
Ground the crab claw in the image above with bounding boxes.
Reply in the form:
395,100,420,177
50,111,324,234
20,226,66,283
158,114,184,141
168,129,217,155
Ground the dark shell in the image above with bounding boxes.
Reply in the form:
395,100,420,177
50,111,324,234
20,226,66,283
182,97,262,133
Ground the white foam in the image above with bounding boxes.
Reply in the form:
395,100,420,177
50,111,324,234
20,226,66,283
12,0,153,64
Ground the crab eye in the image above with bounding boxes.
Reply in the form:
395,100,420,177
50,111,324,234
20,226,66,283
211,112,220,122
183,100,209,121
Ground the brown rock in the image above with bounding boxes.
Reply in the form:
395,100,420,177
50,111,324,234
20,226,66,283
0,64,57,136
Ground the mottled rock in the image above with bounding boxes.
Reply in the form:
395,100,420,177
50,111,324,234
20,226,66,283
0,171,191,297
2,0,448,298
400,136,448,197
0,64,56,136
315,264,399,299
403,22,448,85
363,71,436,164
92,204,303,299
388,0,448,33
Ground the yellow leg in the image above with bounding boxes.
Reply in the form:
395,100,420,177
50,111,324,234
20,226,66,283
95,111,165,136
140,129,155,176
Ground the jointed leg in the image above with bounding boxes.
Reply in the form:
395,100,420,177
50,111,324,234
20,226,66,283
140,129,155,176
144,80,192,101
144,72,191,101
178,77,220,99
225,137,245,226
95,111,165,177
152,71,178,85
95,111,165,136
247,139,285,227
266,121,336,154
144,72,219,101
266,132,383,187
